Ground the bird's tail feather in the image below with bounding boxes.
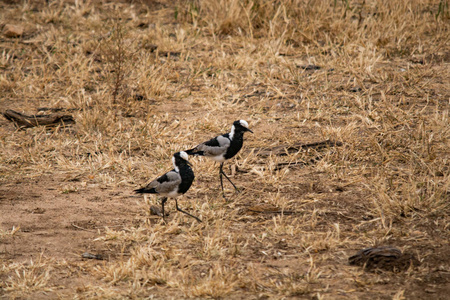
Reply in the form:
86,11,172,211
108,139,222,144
135,187,157,194
185,148,204,156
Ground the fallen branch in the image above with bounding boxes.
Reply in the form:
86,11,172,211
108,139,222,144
2,109,75,128
37,107,87,113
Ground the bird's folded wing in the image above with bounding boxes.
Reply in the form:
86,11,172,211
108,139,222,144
146,170,181,193
196,135,230,156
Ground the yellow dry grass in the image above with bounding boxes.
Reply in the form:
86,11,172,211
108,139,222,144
1,0,449,299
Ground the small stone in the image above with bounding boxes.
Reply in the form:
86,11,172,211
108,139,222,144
150,205,163,216
81,252,104,260
350,86,362,93
3,24,24,38
349,246,419,271
298,64,321,70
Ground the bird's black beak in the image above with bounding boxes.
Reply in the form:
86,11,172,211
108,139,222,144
246,128,253,133
186,160,193,166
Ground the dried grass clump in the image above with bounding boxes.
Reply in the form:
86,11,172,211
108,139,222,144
178,264,239,298
3,256,53,295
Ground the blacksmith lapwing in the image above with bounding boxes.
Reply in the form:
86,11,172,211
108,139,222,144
186,120,253,198
135,151,201,222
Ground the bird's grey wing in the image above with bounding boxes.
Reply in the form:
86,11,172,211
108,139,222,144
155,171,181,194
145,170,181,193
197,135,230,157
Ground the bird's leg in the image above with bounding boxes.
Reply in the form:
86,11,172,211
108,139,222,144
161,197,168,223
219,163,225,198
175,199,202,222
220,163,240,192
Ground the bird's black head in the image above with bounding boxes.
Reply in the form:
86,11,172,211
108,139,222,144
233,120,253,133
173,151,192,166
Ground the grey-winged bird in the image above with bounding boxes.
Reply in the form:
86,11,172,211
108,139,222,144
135,151,201,222
185,120,253,199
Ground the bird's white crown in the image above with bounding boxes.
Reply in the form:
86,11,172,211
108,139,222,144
239,120,249,128
179,151,189,161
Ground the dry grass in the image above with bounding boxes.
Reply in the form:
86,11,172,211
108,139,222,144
1,0,449,299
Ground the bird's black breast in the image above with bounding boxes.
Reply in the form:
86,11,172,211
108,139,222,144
177,164,195,194
224,133,244,159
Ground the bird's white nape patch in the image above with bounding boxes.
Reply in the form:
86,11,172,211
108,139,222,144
229,125,236,140
179,151,189,161
172,156,179,172
239,120,249,128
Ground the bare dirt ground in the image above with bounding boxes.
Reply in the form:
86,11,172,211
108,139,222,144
1,0,449,299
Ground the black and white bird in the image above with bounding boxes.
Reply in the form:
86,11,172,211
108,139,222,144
134,151,201,222
185,120,253,198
